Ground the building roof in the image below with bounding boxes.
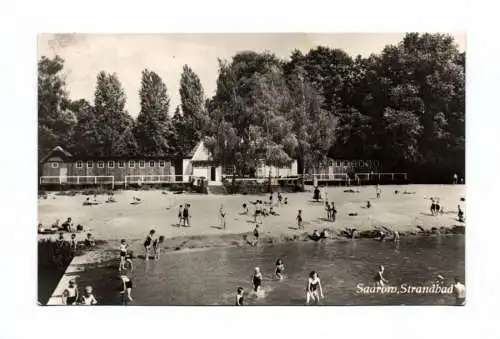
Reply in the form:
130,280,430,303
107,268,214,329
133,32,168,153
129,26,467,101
185,141,203,158
39,146,73,163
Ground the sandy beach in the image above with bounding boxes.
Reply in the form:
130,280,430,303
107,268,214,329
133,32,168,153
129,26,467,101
38,184,466,256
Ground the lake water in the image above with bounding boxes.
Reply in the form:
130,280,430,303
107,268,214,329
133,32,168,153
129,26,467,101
76,235,465,306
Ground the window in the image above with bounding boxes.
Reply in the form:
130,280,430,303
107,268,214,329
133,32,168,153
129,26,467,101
129,160,135,168
76,161,83,168
87,161,93,168
343,160,348,167
149,160,155,168
159,160,165,167
51,162,59,168
118,161,125,168
359,160,365,167
108,161,115,168
336,161,341,167
351,160,357,167
366,160,372,167
97,161,104,168
139,160,145,168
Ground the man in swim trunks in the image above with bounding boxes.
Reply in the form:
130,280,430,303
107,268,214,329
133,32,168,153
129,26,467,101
453,277,466,305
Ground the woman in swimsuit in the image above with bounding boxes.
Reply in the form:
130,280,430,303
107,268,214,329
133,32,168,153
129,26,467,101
252,267,263,292
80,286,98,305
306,271,324,305
374,265,389,287
62,280,78,305
296,209,303,229
275,259,285,280
144,230,156,261
235,287,244,306
153,235,165,260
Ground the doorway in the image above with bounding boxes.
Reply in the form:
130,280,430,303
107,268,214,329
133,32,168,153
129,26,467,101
60,167,68,183
210,167,216,182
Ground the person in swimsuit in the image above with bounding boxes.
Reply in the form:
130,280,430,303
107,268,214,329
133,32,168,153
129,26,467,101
119,239,129,271
80,286,98,305
457,205,465,222
283,197,288,205
277,192,283,206
56,232,65,248
153,235,165,260
235,287,244,306
376,185,381,199
69,233,78,253
177,204,183,226
62,280,78,305
296,209,303,230
453,277,466,306
219,204,226,229
253,225,260,240
325,202,331,219
330,202,337,222
120,274,133,304
144,230,156,260
366,200,371,209
306,271,324,304
242,203,248,215
275,259,285,280
252,267,263,292
374,265,389,287
62,217,73,233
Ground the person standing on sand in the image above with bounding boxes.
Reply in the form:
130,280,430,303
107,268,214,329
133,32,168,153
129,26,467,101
453,277,466,305
177,205,183,226
297,209,304,229
219,204,226,229
376,185,381,199
453,173,458,184
306,271,324,305
182,204,191,227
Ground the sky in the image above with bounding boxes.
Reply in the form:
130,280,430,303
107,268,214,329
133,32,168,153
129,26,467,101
37,33,466,116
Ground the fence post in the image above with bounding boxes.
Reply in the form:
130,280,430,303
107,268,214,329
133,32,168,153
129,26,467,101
94,176,97,184
77,176,80,185
392,173,395,181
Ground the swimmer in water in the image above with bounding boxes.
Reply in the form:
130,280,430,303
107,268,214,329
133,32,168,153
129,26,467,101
275,259,285,280
62,279,78,305
235,287,244,306
153,235,165,260
374,265,389,287
306,271,324,305
453,277,466,306
120,274,133,303
85,233,95,247
79,286,98,305
252,267,263,292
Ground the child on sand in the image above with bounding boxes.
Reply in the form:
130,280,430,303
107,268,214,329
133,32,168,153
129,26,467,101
70,233,78,253
219,204,226,229
144,230,156,260
325,202,331,219
374,265,389,287
119,239,129,271
182,204,191,227
376,185,381,199
275,259,285,280
306,271,324,305
252,267,263,292
242,203,248,215
277,192,283,206
120,274,133,304
79,286,98,305
297,209,303,229
85,233,96,247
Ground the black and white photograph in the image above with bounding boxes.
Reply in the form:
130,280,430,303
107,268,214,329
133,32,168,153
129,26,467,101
36,32,466,306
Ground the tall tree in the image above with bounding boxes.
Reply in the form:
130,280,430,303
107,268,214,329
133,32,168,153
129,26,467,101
134,69,173,156
179,65,209,152
38,55,76,157
93,71,137,156
69,99,101,156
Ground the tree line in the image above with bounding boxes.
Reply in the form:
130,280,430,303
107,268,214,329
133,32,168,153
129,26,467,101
38,33,465,182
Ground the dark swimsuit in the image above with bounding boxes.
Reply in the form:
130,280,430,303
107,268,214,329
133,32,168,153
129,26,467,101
120,251,126,257
309,281,319,292
253,275,262,289
236,295,244,306
144,236,151,248
276,265,284,274
183,208,189,220
125,280,132,289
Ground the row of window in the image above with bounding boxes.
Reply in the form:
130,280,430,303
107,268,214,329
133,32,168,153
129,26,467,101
49,160,168,169
331,160,380,167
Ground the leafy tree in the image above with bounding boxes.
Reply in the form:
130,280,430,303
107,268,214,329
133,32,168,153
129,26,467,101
38,56,76,157
93,71,137,156
134,69,174,156
69,99,101,156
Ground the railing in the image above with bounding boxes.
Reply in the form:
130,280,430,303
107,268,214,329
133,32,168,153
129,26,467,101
302,173,349,181
39,176,115,188
355,172,408,181
124,175,182,185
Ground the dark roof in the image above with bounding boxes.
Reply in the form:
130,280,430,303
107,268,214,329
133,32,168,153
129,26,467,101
39,146,73,163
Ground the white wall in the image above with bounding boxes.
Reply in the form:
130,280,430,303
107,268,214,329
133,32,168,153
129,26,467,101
256,160,298,177
182,159,192,182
